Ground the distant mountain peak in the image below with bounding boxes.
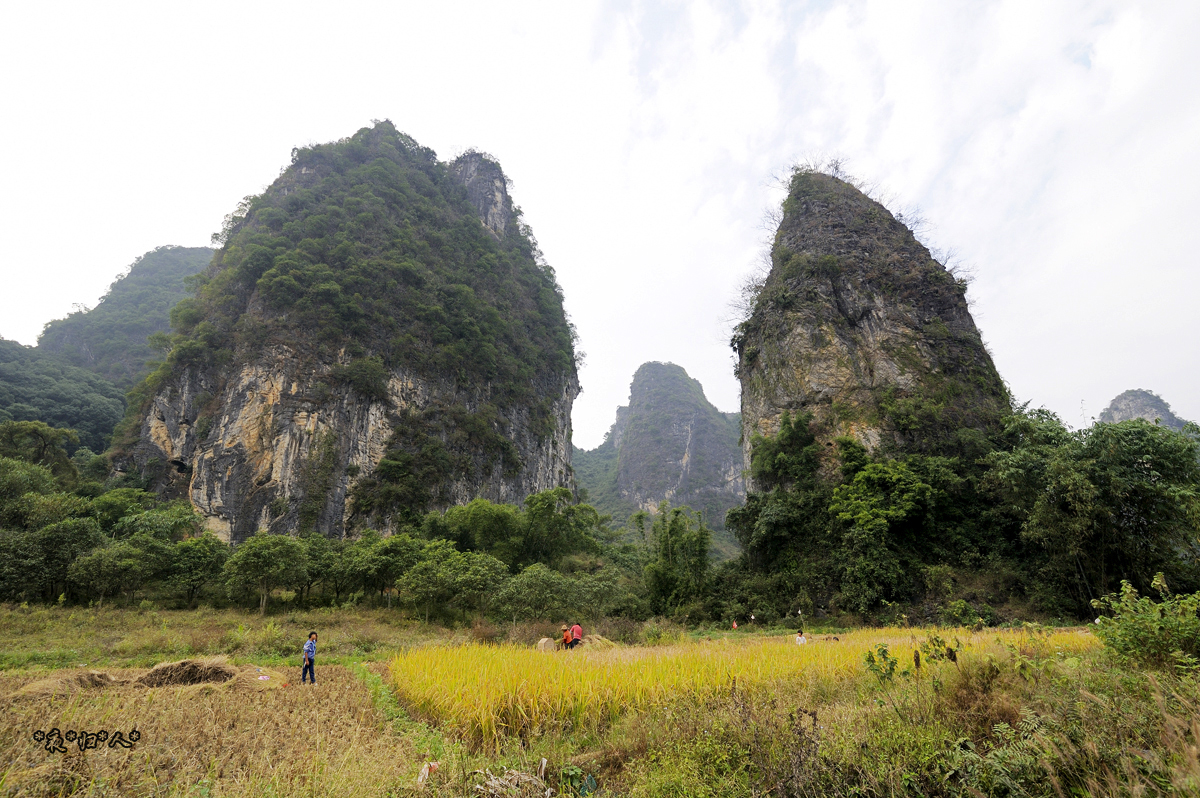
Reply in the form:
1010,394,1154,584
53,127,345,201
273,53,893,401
573,361,743,556
1098,389,1189,431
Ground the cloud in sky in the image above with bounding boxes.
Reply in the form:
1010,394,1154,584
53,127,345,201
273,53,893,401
0,0,1196,448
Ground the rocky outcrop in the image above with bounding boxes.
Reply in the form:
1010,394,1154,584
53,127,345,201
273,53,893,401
573,362,743,548
732,170,1008,478
449,152,511,238
120,123,577,543
1099,389,1189,431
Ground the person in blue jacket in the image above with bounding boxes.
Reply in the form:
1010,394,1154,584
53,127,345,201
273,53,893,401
302,631,318,684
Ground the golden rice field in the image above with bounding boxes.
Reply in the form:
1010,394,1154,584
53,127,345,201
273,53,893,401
389,627,1099,749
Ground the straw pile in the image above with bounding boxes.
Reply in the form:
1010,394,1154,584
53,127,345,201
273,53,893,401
135,658,236,688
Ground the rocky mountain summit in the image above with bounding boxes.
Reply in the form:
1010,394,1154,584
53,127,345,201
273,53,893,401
1099,389,1190,430
732,170,1008,479
120,123,578,542
573,362,744,548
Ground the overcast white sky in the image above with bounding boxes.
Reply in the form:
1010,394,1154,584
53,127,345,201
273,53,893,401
1,1,1196,448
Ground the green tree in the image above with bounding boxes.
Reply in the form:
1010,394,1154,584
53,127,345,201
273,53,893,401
830,460,934,614
520,487,601,569
0,456,56,528
0,420,78,484
295,534,335,605
112,502,202,541
0,529,46,602
171,533,230,605
987,413,1200,612
493,562,574,623
34,517,104,601
432,498,525,568
68,536,168,608
454,550,510,614
396,539,462,622
13,491,92,531
396,540,508,621
644,504,711,614
223,532,308,614
92,488,157,534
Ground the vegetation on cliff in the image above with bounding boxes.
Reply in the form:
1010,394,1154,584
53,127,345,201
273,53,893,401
38,246,213,389
155,122,574,399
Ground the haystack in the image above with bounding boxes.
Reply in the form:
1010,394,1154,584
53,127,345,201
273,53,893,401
581,634,617,649
135,658,236,688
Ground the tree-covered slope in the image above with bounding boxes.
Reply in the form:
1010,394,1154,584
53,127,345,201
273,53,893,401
0,339,124,451
38,246,213,389
574,362,744,555
158,124,574,399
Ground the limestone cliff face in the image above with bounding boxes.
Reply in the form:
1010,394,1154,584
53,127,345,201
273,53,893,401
733,171,1008,478
120,123,578,542
133,349,574,542
573,363,744,550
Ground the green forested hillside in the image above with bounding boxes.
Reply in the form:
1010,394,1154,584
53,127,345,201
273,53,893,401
38,246,213,389
0,339,124,451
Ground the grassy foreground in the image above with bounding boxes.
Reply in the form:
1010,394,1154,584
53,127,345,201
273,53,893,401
2,607,1198,797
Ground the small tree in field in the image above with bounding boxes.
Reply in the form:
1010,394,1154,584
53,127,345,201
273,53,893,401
223,532,307,614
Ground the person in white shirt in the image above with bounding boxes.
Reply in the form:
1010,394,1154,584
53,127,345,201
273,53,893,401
795,629,807,645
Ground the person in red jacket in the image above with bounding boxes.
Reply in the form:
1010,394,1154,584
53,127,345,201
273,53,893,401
569,622,583,649
560,625,571,651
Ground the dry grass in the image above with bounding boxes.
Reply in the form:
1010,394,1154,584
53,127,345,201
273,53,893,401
0,605,450,669
1,665,422,797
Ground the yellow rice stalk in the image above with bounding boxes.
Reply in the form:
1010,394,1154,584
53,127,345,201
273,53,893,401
389,627,1097,749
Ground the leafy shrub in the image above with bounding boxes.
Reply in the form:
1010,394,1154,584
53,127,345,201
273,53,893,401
939,599,998,628
332,356,389,401
1092,574,1200,670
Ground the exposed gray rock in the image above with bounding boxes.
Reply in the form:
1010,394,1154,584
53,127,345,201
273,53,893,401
449,151,512,238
